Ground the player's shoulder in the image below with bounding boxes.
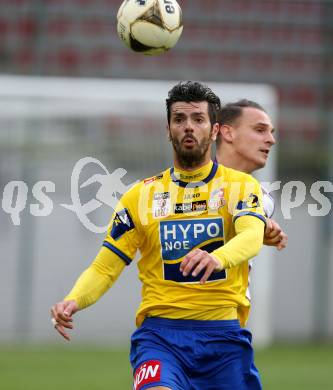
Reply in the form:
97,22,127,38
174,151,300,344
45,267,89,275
142,170,167,186
118,169,168,214
126,168,169,196
260,184,271,196
217,164,259,185
260,184,275,218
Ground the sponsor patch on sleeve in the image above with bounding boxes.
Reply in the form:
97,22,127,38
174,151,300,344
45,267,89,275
110,208,135,240
133,360,161,390
144,173,163,185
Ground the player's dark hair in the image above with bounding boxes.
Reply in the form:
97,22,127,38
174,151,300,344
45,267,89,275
217,100,266,146
219,99,266,126
166,81,221,125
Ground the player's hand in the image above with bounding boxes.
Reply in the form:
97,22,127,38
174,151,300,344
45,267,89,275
264,219,288,251
50,300,78,341
180,248,222,284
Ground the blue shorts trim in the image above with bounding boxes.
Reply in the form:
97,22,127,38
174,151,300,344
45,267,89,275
143,316,240,330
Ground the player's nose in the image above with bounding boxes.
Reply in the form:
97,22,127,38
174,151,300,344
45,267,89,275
184,118,194,132
266,131,276,145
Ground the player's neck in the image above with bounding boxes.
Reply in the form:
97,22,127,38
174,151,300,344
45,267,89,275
173,152,213,172
172,160,213,182
216,149,252,174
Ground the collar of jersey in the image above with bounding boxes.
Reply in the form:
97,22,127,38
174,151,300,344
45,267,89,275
170,161,218,188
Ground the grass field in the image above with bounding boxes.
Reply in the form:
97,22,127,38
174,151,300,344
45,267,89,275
0,344,332,389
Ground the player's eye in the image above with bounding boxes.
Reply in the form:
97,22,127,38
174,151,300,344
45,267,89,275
173,117,183,123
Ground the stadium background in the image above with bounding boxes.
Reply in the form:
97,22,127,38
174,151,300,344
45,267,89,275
0,0,332,389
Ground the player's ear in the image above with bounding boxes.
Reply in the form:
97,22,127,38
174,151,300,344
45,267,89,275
219,124,234,143
166,125,172,142
211,122,220,141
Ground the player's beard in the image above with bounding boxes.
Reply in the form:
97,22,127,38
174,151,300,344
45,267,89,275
170,129,213,170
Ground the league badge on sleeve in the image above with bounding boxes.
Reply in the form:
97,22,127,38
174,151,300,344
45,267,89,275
110,208,135,240
236,193,260,211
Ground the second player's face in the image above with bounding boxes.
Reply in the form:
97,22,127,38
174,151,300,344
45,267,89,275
231,107,276,171
168,101,217,168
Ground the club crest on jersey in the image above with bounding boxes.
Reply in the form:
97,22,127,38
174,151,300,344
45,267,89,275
160,217,224,260
208,188,226,210
237,193,260,210
133,360,161,390
153,192,171,218
110,208,134,240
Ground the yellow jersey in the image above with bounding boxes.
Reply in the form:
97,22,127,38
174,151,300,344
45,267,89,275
101,160,266,327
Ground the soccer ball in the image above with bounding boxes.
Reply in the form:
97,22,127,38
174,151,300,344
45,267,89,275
117,0,183,55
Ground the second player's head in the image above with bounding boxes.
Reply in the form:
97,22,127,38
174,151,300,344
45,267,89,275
166,81,221,170
216,99,276,173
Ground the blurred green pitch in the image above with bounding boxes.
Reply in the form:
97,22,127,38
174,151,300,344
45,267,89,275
0,344,332,389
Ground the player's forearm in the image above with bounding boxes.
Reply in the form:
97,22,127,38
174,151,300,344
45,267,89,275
212,216,265,269
64,247,126,309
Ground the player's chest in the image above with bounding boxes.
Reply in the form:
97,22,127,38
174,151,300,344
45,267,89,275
149,183,228,215
141,185,232,237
